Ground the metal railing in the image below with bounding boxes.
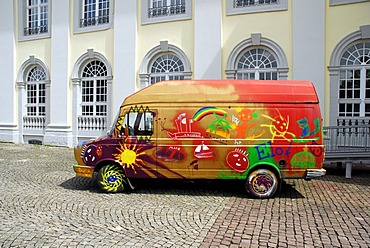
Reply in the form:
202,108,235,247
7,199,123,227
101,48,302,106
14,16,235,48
323,125,370,154
24,25,48,36
148,4,186,18
234,0,278,8
80,15,109,28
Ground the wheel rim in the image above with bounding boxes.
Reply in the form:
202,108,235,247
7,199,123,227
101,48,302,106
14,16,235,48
248,169,277,197
252,174,274,194
99,165,126,192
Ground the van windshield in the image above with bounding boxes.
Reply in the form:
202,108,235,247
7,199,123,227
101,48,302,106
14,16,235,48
122,111,154,136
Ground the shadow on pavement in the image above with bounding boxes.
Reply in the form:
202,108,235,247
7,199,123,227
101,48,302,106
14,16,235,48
59,176,99,192
59,176,304,199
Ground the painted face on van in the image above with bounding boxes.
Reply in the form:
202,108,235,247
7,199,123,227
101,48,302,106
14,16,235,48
226,148,249,172
271,115,289,136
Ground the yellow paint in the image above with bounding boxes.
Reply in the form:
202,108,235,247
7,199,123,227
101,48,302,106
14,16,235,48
113,143,145,171
73,165,94,178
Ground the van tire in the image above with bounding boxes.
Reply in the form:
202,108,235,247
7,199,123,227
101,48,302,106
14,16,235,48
97,164,127,193
246,168,279,199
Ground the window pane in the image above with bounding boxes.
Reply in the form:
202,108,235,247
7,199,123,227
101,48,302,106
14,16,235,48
82,105,93,116
353,104,360,115
365,104,370,117
96,105,107,116
354,90,360,99
39,106,45,116
27,106,37,116
82,80,94,102
339,103,345,116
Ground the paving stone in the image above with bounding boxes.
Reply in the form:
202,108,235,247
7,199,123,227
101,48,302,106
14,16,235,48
0,144,369,247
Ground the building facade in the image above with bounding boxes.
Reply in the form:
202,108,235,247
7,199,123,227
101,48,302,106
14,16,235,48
0,0,369,146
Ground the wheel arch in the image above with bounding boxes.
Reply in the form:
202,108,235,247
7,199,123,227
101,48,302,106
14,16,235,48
246,162,281,180
95,159,122,172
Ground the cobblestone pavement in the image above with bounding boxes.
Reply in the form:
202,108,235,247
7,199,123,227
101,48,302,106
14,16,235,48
0,143,369,248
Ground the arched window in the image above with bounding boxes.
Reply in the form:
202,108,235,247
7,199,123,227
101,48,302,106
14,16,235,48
226,34,288,80
149,53,185,84
139,41,192,88
338,42,370,119
26,65,46,116
81,60,108,116
236,47,278,80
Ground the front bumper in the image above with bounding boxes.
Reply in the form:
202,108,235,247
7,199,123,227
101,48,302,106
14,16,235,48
305,168,326,180
73,164,95,178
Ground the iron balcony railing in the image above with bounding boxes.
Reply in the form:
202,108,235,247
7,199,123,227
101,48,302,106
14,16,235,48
234,0,278,8
24,25,48,36
148,4,186,18
80,15,109,28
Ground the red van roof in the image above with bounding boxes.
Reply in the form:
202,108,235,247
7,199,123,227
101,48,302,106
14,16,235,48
123,80,319,105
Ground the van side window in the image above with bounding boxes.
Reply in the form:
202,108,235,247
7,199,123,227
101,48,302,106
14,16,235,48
121,111,154,136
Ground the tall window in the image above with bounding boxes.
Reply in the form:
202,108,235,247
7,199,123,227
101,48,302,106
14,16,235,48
235,48,278,80
26,66,46,116
338,42,370,119
24,0,48,36
149,54,185,84
74,0,113,33
81,60,108,116
80,0,109,27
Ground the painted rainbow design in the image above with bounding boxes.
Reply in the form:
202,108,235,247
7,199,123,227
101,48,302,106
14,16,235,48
193,107,227,121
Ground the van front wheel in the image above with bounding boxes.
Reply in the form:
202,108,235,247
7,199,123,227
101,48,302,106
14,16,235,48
246,168,279,199
97,164,127,193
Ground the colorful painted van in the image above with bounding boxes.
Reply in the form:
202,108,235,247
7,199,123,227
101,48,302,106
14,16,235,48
73,80,325,198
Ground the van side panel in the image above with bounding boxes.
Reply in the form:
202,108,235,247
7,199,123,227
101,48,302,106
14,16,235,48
96,102,322,180
73,80,325,182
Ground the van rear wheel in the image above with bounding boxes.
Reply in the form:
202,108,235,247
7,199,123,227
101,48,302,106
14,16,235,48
97,164,127,193
246,168,279,199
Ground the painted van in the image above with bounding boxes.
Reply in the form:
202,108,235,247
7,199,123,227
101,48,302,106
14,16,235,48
73,80,325,198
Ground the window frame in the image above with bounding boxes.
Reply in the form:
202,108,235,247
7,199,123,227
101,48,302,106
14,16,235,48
80,60,108,117
25,65,47,117
329,0,369,6
122,111,154,136
139,41,192,88
338,66,370,118
18,0,51,41
141,0,192,25
226,34,289,80
235,47,279,80
226,0,288,16
149,53,186,84
73,0,114,34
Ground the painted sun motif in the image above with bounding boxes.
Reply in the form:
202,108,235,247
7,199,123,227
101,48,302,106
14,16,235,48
113,142,146,172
